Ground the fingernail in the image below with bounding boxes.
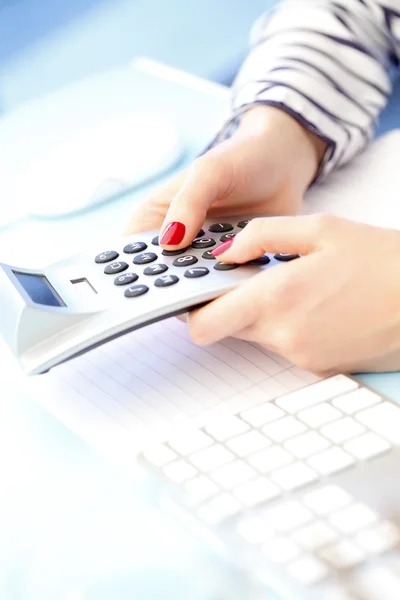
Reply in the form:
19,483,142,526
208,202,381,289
211,238,234,257
160,221,186,245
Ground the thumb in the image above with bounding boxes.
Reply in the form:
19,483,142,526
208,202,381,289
211,215,326,263
159,143,235,249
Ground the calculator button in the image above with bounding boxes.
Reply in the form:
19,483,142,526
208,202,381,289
173,255,198,267
162,247,188,256
124,284,149,298
143,264,169,276
104,261,129,274
202,250,216,260
114,272,139,286
247,255,271,266
191,238,216,249
208,223,234,233
237,220,249,228
214,263,239,271
154,274,179,287
220,233,236,242
123,241,148,254
151,236,159,246
274,253,300,262
133,252,158,265
196,229,205,238
95,250,119,263
184,267,209,278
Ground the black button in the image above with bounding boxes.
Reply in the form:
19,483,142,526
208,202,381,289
220,233,236,242
95,250,119,264
133,252,158,265
208,223,234,233
237,220,249,229
184,267,209,278
123,241,148,254
154,274,179,287
274,253,300,262
162,247,188,256
191,238,216,249
114,272,139,286
124,284,149,298
214,263,239,271
104,261,129,274
152,236,159,246
196,229,205,238
143,264,168,276
247,255,271,266
173,255,198,267
202,250,216,260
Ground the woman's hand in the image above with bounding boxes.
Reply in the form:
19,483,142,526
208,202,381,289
125,106,326,246
188,215,400,375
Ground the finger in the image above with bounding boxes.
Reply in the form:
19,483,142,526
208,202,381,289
211,214,329,263
159,143,235,249
123,170,187,235
188,261,300,345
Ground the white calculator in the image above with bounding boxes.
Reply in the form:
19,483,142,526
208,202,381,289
0,216,298,375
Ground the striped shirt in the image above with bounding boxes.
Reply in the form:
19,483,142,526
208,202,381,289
213,0,400,181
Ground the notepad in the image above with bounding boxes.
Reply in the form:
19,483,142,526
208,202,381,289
1,130,399,472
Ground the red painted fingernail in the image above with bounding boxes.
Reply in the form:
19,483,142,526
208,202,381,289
211,238,234,257
160,221,186,245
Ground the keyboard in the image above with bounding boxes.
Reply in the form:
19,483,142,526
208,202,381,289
138,375,400,600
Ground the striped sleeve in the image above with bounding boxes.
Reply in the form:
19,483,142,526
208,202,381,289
213,0,400,181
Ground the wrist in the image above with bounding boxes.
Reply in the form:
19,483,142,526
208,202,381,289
237,105,328,189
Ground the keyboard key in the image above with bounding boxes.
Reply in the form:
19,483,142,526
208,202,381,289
133,252,158,264
205,416,249,441
262,537,300,564
355,521,400,555
344,432,391,460
173,255,198,267
320,417,365,444
163,460,198,483
154,274,179,287
352,565,400,600
284,431,330,459
113,272,138,286
143,264,168,276
240,403,285,427
197,493,241,524
319,540,365,569
293,521,338,551
248,446,293,473
270,461,318,491
307,447,354,475
168,430,213,455
264,500,313,532
329,503,378,534
184,267,210,278
355,402,400,444
226,430,271,457
189,445,234,471
298,403,342,428
233,477,280,506
262,416,307,442
184,476,219,505
124,284,149,298
95,250,119,263
210,460,256,488
208,222,234,233
237,516,273,544
332,387,382,414
191,238,216,249
287,555,328,585
104,261,129,274
142,444,177,467
123,241,147,253
276,375,358,414
302,486,352,515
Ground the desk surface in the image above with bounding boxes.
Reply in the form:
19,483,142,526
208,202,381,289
0,61,399,600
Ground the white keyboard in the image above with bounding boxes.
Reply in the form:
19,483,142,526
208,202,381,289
138,375,400,600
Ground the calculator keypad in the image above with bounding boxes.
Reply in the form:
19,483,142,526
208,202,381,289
143,264,169,276
95,250,119,263
155,274,179,287
208,223,234,233
114,272,139,286
191,238,216,249
124,284,149,297
104,261,129,274
184,267,209,278
123,241,148,254
173,255,198,267
214,263,239,271
133,252,158,265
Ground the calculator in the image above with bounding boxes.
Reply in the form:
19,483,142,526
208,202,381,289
0,216,298,375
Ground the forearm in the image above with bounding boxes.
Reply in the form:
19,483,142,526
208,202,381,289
220,0,399,181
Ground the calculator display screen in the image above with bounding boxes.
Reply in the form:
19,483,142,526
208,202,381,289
13,272,66,307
